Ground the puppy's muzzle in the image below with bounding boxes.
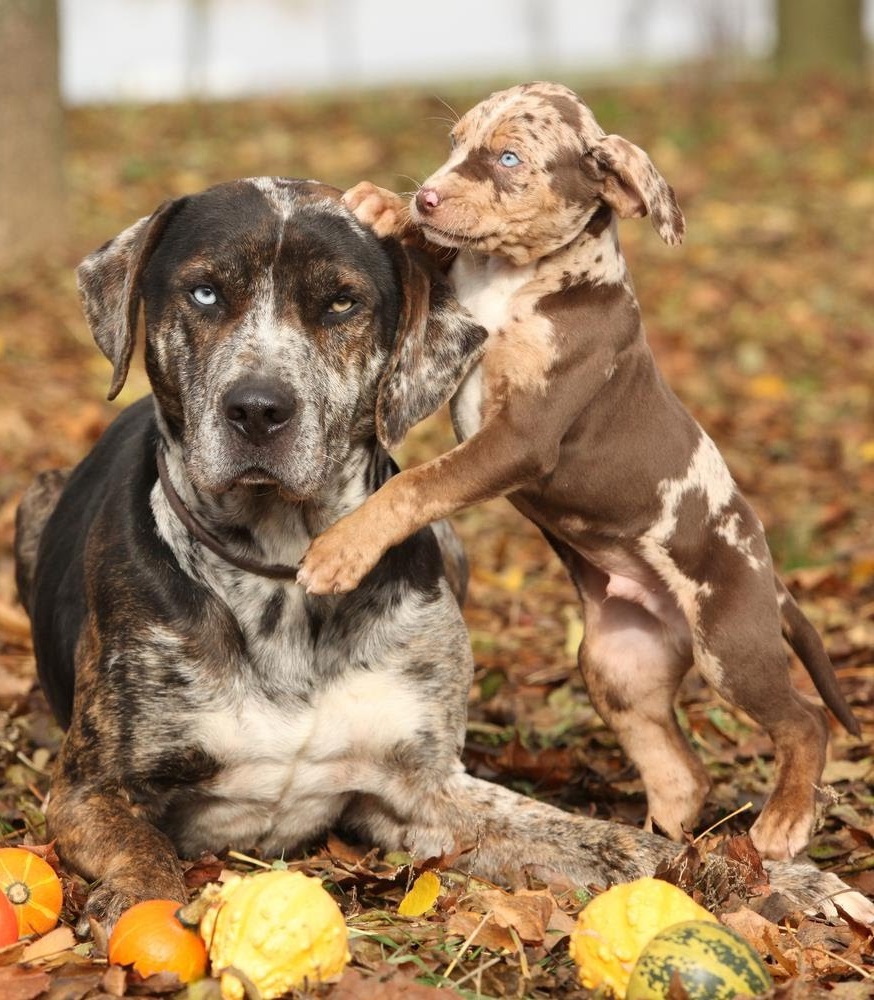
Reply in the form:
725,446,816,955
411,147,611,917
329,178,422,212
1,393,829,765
223,376,297,447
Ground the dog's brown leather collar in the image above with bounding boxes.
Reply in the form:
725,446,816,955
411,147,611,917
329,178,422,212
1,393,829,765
155,448,300,581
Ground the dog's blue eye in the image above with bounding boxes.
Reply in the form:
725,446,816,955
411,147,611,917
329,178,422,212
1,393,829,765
499,151,521,168
191,285,217,306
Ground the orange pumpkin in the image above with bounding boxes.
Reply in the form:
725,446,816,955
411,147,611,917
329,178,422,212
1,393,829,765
109,899,208,983
0,892,17,947
0,847,63,937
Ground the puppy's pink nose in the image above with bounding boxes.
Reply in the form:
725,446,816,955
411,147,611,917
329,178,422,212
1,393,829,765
416,187,441,213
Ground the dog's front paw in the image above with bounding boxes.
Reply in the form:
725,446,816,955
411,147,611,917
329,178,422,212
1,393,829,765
299,520,384,595
343,182,410,239
75,868,187,937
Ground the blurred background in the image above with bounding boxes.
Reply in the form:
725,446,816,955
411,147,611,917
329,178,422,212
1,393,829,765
0,0,873,874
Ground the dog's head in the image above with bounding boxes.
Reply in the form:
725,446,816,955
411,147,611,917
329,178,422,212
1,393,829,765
411,82,685,263
77,178,485,496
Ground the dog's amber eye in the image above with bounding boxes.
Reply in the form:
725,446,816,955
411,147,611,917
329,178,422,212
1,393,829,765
328,295,355,314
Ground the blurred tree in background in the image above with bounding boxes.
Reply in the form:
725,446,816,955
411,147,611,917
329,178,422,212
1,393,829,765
776,0,866,76
0,0,66,268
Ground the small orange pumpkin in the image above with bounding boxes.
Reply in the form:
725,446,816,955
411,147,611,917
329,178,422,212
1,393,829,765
0,892,18,947
0,847,63,937
109,899,208,983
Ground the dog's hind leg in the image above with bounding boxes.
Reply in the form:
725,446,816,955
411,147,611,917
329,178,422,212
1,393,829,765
346,768,874,923
14,468,71,612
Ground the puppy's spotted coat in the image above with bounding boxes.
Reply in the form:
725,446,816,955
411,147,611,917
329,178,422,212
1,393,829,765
300,83,862,868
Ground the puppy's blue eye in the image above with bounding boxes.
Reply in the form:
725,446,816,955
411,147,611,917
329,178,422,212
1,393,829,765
191,285,217,306
499,151,521,168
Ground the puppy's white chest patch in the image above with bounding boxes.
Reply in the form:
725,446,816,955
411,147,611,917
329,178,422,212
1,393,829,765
452,254,537,333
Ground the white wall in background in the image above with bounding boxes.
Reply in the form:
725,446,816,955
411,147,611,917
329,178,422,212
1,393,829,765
58,0,871,105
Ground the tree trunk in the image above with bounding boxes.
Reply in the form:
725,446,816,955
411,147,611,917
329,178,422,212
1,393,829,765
0,0,66,267
776,0,865,76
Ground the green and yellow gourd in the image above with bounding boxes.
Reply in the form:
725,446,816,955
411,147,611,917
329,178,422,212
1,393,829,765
626,920,772,999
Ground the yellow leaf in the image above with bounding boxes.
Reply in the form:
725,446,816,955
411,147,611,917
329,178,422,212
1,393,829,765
475,565,526,592
859,440,874,463
562,606,585,658
748,374,789,401
398,871,441,917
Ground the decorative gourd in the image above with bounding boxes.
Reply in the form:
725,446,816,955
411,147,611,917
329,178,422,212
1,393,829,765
200,869,350,1000
0,891,18,946
108,899,208,983
0,847,63,936
568,877,716,997
626,920,772,999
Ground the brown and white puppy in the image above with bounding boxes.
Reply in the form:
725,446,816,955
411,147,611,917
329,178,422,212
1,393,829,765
298,83,861,864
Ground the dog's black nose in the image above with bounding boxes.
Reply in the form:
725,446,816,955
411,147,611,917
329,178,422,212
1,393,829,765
223,378,296,445
415,187,441,214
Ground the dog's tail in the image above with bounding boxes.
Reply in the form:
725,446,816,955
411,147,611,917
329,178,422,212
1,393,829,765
13,468,71,615
777,576,860,737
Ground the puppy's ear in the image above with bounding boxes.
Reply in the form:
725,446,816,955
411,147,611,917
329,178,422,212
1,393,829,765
585,134,685,246
376,246,486,451
76,199,183,399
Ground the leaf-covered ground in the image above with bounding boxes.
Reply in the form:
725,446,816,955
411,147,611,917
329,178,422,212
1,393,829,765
0,74,872,997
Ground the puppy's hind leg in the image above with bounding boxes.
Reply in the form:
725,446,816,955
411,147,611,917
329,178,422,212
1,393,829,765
577,580,710,841
694,577,828,862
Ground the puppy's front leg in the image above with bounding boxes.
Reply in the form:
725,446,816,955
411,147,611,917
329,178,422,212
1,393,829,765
299,416,555,594
48,779,187,932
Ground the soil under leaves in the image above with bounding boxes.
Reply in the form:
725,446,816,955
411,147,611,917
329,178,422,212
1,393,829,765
0,73,873,998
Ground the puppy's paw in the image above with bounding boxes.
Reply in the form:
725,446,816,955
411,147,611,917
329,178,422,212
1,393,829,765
343,182,410,239
298,520,384,595
750,808,814,862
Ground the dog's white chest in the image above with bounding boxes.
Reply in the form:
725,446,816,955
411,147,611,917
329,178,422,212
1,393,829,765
178,669,427,855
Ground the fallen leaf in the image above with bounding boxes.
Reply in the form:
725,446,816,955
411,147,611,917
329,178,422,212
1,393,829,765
21,926,76,963
398,871,441,917
0,966,52,1000
468,887,553,942
446,909,517,953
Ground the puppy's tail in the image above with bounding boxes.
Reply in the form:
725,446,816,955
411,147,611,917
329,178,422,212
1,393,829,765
777,576,860,737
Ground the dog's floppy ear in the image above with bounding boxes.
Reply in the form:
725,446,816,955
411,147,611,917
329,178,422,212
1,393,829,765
585,134,685,246
76,199,183,399
376,246,487,451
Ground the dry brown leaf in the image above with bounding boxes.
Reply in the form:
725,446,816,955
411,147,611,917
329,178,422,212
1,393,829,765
0,965,52,1000
20,926,77,964
446,910,517,953
469,887,553,942
334,966,463,999
722,908,798,979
